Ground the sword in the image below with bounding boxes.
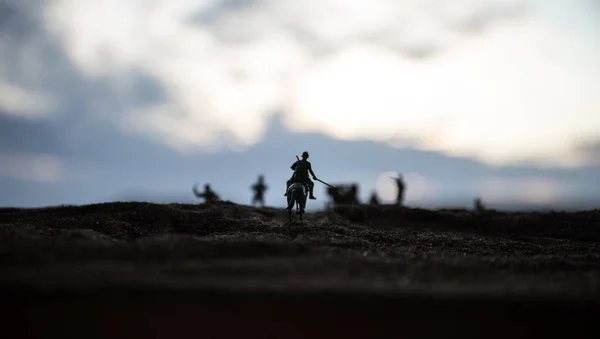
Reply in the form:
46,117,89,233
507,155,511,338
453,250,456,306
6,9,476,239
296,155,335,188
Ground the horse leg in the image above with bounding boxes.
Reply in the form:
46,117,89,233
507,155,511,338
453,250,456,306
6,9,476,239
286,191,295,211
295,191,302,214
300,192,307,214
287,189,298,222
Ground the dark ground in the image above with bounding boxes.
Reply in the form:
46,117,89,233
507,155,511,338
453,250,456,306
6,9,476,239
2,201,600,338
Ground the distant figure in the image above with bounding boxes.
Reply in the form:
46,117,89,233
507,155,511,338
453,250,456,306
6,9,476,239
350,184,358,202
326,183,360,206
474,197,486,213
369,191,380,205
284,151,318,200
392,173,405,206
251,175,268,207
193,183,220,203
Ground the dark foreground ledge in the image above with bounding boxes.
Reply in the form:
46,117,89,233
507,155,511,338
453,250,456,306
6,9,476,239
3,286,600,339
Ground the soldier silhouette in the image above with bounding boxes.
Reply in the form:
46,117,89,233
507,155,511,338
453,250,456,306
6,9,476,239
251,175,268,207
474,197,486,213
284,151,318,200
393,173,405,206
369,191,380,205
193,183,220,203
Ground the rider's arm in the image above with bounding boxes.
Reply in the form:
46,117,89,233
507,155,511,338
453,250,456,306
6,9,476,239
290,162,297,170
308,163,317,179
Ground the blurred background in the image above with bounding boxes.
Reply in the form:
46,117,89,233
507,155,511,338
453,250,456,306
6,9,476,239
0,0,598,210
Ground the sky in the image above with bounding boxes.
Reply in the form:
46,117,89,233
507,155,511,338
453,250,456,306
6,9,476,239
0,0,599,209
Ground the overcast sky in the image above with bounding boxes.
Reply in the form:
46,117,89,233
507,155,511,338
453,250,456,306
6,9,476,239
1,0,599,209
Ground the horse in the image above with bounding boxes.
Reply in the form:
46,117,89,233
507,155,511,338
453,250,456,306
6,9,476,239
286,182,308,222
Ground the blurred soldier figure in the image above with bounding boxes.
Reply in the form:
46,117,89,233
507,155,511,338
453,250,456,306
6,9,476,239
193,183,220,203
326,183,360,206
474,197,486,213
369,191,380,205
392,173,405,206
251,175,268,207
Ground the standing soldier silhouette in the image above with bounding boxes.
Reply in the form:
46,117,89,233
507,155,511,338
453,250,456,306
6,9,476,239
251,175,268,207
474,197,486,213
284,151,318,200
393,173,405,206
369,191,380,205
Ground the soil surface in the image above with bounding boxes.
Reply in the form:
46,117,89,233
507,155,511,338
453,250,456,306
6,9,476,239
2,202,600,338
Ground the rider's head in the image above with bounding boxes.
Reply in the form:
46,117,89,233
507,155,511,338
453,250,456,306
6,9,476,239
302,151,309,159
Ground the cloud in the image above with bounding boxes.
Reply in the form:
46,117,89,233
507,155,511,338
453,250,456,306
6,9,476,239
0,0,171,126
0,1,60,118
0,2,16,32
190,0,529,58
575,139,600,165
478,176,560,205
0,82,58,117
0,152,63,182
1,0,599,167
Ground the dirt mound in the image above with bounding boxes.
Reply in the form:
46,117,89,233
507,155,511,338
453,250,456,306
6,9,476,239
0,201,277,240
